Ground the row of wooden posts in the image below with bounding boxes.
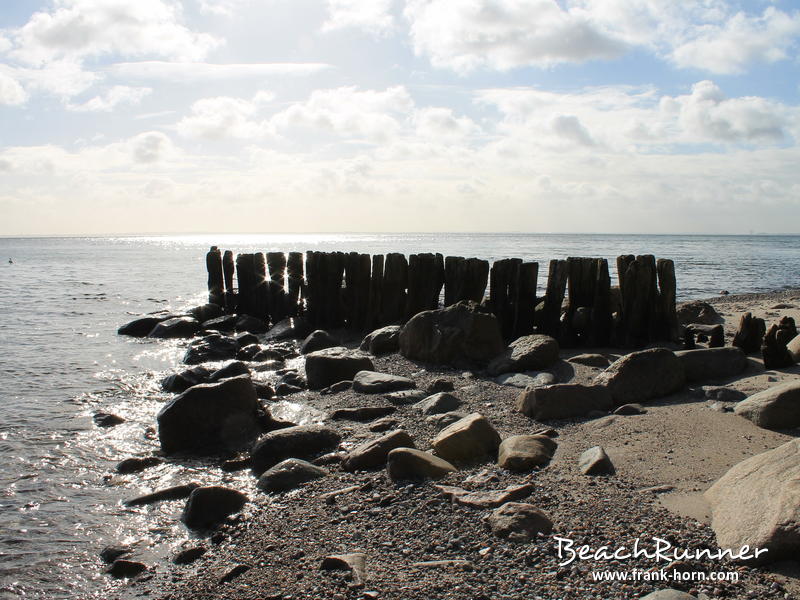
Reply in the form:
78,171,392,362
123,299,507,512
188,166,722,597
205,247,679,347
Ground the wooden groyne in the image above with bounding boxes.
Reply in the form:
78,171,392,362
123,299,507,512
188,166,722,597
204,247,678,347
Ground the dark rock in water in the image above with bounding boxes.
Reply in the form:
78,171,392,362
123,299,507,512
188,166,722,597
148,317,201,339
172,546,206,565
93,412,125,427
275,383,303,396
257,458,327,493
352,370,415,394
250,425,342,475
427,378,455,393
219,564,251,584
202,314,237,332
157,375,262,456
116,456,163,474
400,301,504,366
234,331,259,348
277,370,306,389
253,382,274,399
763,323,795,369
579,446,615,475
305,347,374,390
675,347,747,382
676,300,724,325
320,380,352,395
189,303,223,323
517,384,612,420
330,406,395,422
118,315,169,337
488,335,560,376
264,317,311,341
182,486,247,530
161,365,212,393
414,392,461,415
235,314,268,334
100,545,133,564
106,559,147,578
300,329,338,354
207,361,250,383
125,483,200,507
733,312,767,354
485,502,553,542
594,348,685,405
343,429,415,471
685,323,724,348
183,334,239,365
360,325,401,355
236,343,262,361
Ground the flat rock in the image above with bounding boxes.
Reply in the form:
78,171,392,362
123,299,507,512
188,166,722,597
488,334,560,376
118,315,169,337
343,429,414,471
250,425,342,475
300,330,337,354
485,502,553,542
497,435,557,471
431,413,500,464
305,347,374,390
613,403,646,415
675,347,747,382
640,591,698,600
161,365,212,393
352,370,415,394
414,392,461,415
734,380,800,429
425,411,466,430
435,482,534,508
181,486,247,530
148,317,200,339
183,334,239,365
517,384,612,420
594,348,685,405
172,546,207,565
116,456,163,474
320,553,366,588
386,448,456,481
705,438,800,564
369,417,400,432
360,325,401,355
384,389,428,405
257,458,327,493
125,483,199,507
702,386,746,402
579,446,615,475
567,353,610,368
494,372,556,388
330,406,395,422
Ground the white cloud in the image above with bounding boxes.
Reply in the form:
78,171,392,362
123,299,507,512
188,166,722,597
108,61,331,82
550,114,596,147
322,0,395,35
404,0,626,72
130,131,176,163
9,0,220,66
176,96,265,140
197,0,250,17
0,71,28,106
67,85,152,112
8,59,99,98
413,107,479,140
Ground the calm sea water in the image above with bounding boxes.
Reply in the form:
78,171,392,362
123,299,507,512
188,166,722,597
0,233,798,599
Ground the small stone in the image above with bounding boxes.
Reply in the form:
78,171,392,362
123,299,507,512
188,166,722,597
106,559,147,579
414,392,462,415
384,390,428,405
427,378,454,393
386,448,456,481
343,430,415,471
320,553,367,588
613,403,646,415
181,486,247,530
352,371,415,394
425,412,466,431
257,459,327,493
485,502,553,542
172,546,206,565
431,413,501,464
368,417,400,432
578,446,615,475
100,545,132,564
116,456,163,474
93,412,125,427
219,564,250,584
497,435,557,471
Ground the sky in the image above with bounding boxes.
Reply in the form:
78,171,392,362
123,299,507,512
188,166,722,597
1,0,800,235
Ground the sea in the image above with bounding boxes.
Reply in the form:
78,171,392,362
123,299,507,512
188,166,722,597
0,233,798,599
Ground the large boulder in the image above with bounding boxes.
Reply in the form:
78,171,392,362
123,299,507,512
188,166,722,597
188,303,223,323
148,317,200,339
181,486,247,529
250,425,342,475
488,335,560,376
497,435,557,471
399,301,504,366
360,325,401,355
431,413,501,464
183,334,239,365
594,348,685,405
304,347,374,390
300,330,338,354
386,448,456,481
484,502,553,542
675,347,747,382
352,371,415,394
157,375,261,456
118,315,170,337
256,458,327,493
705,438,800,564
734,381,800,429
342,429,415,471
516,384,612,420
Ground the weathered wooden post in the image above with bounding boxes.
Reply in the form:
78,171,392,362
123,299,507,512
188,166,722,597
513,261,538,338
656,258,679,342
381,253,408,324
206,246,224,306
322,252,346,329
253,252,268,321
367,254,384,329
235,253,256,316
304,251,322,327
539,259,568,338
267,252,287,323
344,252,372,330
590,258,613,346
286,252,304,317
490,258,522,339
406,253,444,320
444,256,464,306
464,258,489,303
445,256,489,305
618,254,658,347
222,250,235,312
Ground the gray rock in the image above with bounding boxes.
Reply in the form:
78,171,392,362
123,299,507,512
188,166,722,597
148,317,200,339
172,546,207,565
567,353,610,368
435,482,534,508
497,435,557,471
675,347,747,382
579,446,615,475
734,380,800,429
124,483,199,507
300,330,337,354
342,429,415,471
485,502,553,541
517,384,613,420
369,417,400,432
613,403,645,415
157,375,261,456
384,389,428,405
676,300,724,325
118,314,170,337
106,559,147,579
207,360,250,383
425,411,467,430
93,412,125,427
305,347,374,390
705,438,800,565
320,380,353,395
189,303,223,323
161,365,212,393
360,325,401,355
702,386,746,402
183,334,239,365
426,378,455,393
202,314,238,332
263,317,311,341
488,335,560,376
594,348,685,405
330,406,395,422
386,448,456,481
320,553,366,588
494,372,556,388
414,392,462,415
431,413,501,464
235,314,268,334
250,425,342,475
352,370,415,394
181,486,247,529
640,591,697,600
257,458,327,493
399,301,504,366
